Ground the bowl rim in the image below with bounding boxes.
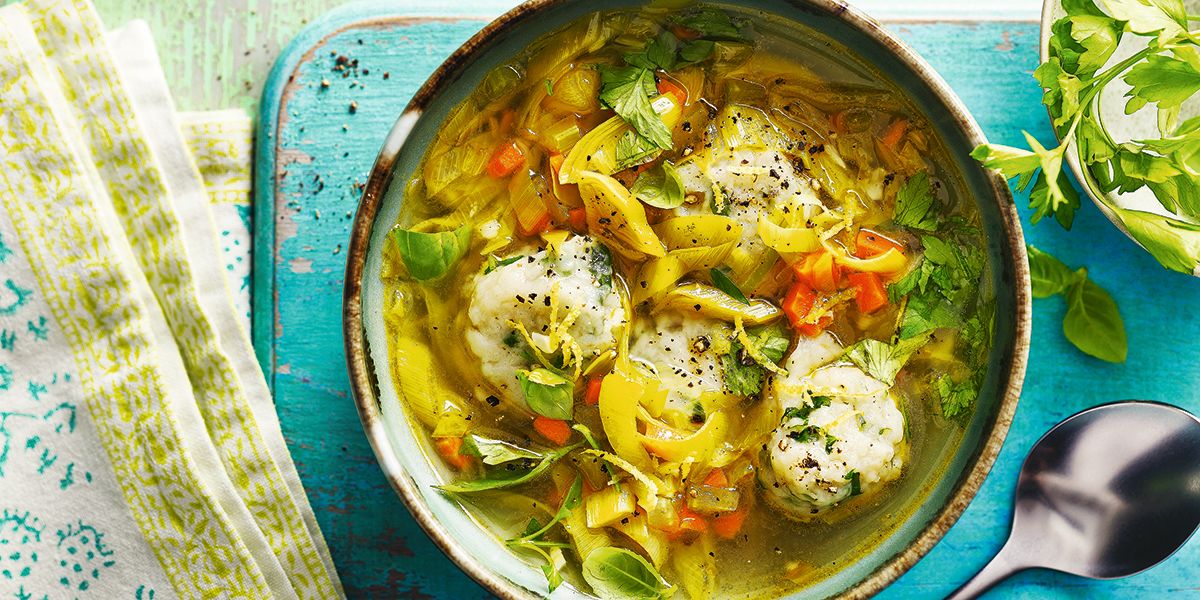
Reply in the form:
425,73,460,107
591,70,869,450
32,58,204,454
342,1,1032,597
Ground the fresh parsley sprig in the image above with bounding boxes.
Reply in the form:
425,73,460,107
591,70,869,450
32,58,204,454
971,0,1200,235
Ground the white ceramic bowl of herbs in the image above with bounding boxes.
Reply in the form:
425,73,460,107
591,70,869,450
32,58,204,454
978,0,1200,276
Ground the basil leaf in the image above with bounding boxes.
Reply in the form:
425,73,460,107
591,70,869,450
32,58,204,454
437,443,581,493
517,368,575,420
1063,276,1127,362
597,65,673,150
631,161,686,209
390,224,471,281
678,40,715,65
582,547,675,600
615,130,663,170
709,268,749,305
842,333,931,386
893,171,938,231
1026,244,1079,298
468,436,542,465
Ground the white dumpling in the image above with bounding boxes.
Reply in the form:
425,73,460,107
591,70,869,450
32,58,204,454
628,312,731,413
465,235,625,411
758,333,906,516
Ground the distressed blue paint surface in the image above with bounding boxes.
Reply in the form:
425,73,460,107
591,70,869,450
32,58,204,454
256,6,1200,599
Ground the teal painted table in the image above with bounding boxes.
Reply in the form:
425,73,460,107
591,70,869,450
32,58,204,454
254,2,1200,598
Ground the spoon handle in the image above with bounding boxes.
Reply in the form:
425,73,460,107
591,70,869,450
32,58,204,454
944,539,1028,600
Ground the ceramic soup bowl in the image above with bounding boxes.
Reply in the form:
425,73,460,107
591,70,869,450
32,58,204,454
344,1,1031,597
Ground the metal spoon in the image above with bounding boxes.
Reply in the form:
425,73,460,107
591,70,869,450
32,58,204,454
948,400,1200,599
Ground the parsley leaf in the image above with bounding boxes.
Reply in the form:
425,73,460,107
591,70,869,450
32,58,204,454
1123,54,1200,114
893,171,938,231
615,130,663,170
669,7,747,41
597,65,674,150
934,374,976,419
624,30,679,71
843,334,931,386
720,325,790,396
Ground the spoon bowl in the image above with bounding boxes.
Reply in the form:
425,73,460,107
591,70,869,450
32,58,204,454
950,401,1200,598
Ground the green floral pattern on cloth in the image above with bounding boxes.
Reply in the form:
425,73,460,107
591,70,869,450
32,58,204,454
0,4,270,597
24,1,341,597
179,111,254,326
0,1,341,598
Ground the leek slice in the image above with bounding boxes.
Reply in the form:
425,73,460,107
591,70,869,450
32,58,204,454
656,283,782,326
597,372,655,470
672,533,716,600
632,216,741,304
830,245,907,274
559,94,682,183
639,410,728,465
576,171,665,260
757,215,821,254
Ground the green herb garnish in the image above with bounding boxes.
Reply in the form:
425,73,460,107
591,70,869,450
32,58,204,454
972,0,1200,272
390,224,471,281
709,268,749,305
630,161,686,209
596,64,674,150
720,324,789,397
892,170,938,231
842,333,932,386
516,368,576,420
582,547,675,600
1027,244,1127,362
437,442,582,493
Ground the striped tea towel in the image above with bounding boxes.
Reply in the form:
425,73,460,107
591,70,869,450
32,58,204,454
0,0,342,598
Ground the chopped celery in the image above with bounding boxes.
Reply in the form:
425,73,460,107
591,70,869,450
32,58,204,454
585,485,637,528
686,484,740,513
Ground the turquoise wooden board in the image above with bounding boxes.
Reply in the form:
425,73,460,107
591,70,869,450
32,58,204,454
255,3,1200,597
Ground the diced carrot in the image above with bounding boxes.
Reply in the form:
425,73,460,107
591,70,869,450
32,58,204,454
487,139,526,178
848,272,888,314
855,229,904,259
712,505,749,540
656,79,688,106
568,207,587,232
659,506,708,541
702,468,728,488
793,251,841,292
669,24,701,40
782,282,815,329
516,211,552,237
498,109,515,134
783,282,833,336
585,376,603,406
533,416,572,446
433,437,474,471
880,119,908,150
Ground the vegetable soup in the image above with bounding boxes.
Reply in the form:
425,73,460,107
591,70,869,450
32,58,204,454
380,4,994,598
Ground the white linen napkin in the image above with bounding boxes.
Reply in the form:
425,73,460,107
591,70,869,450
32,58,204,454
0,0,342,597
